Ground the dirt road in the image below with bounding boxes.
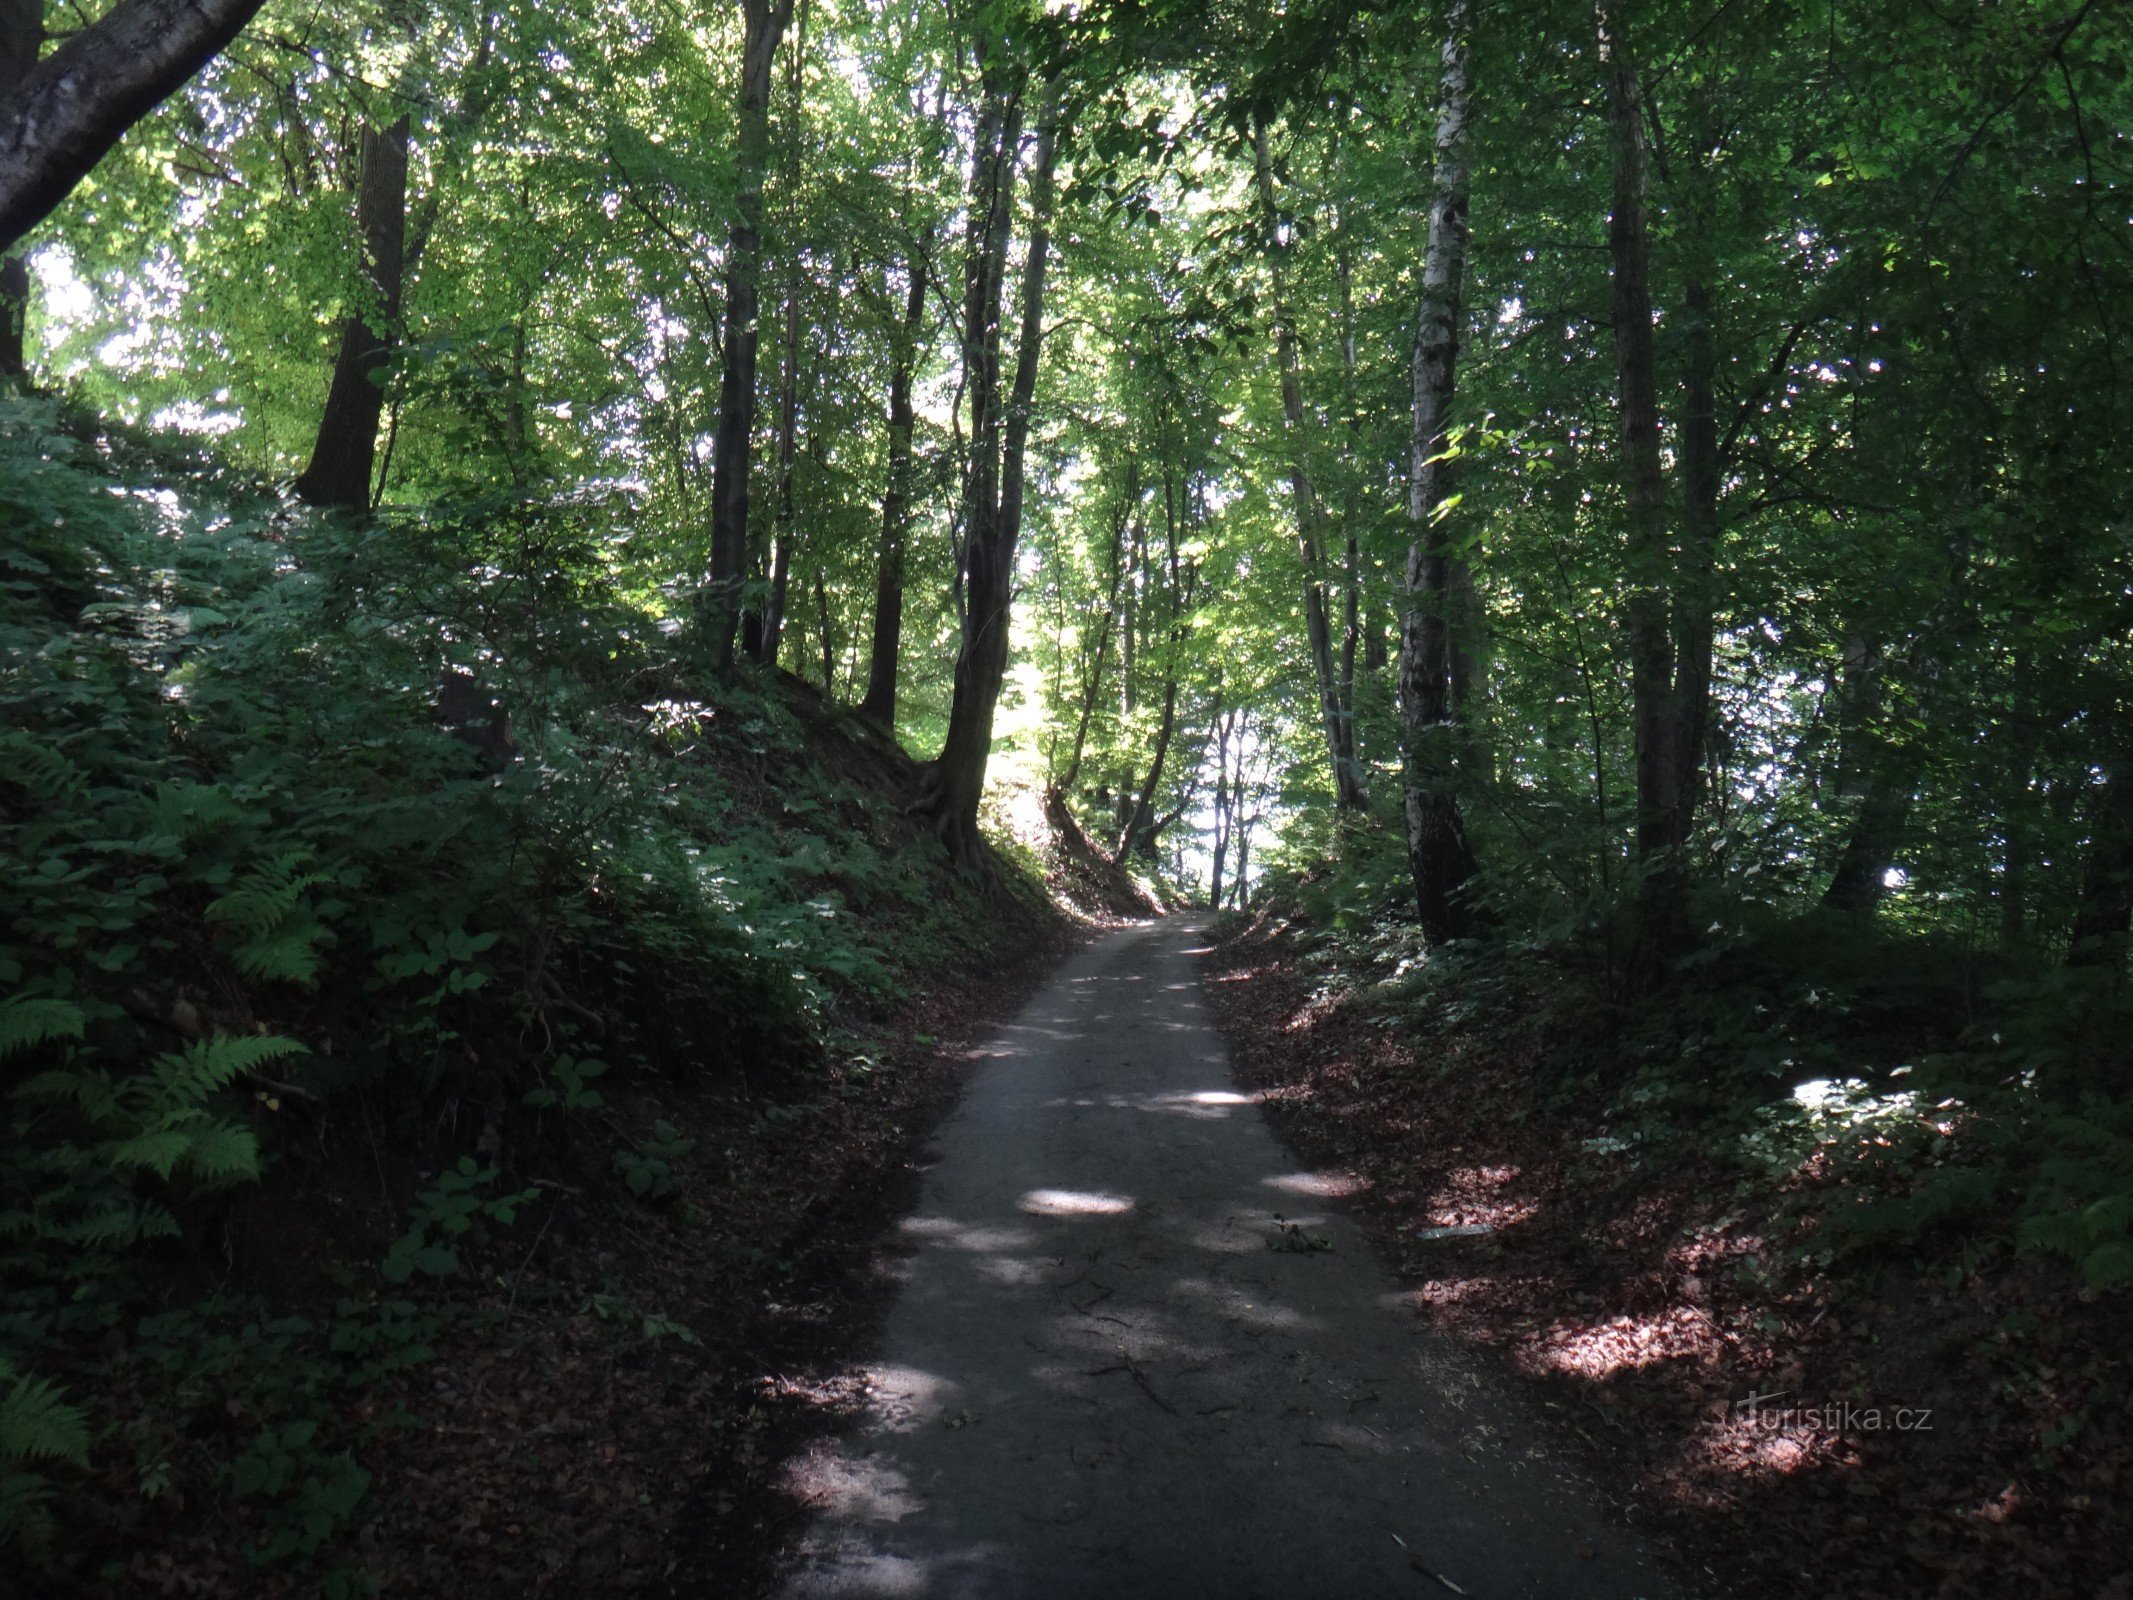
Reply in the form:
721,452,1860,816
777,919,1685,1599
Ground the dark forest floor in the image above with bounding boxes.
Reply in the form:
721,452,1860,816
1202,912,2133,1600
81,909,1085,1600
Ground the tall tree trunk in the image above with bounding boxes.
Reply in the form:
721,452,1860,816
0,0,268,252
1336,232,1364,762
859,229,931,725
0,0,34,379
1400,0,1482,944
1597,3,1691,976
758,264,801,666
1251,113,1366,812
917,69,1055,865
756,1,808,669
700,0,797,666
293,115,409,511
1209,703,1236,912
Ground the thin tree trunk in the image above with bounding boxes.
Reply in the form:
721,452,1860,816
0,0,34,379
1251,113,1365,812
814,565,834,690
1116,676,1179,864
859,228,931,725
1597,2,1689,976
1336,232,1363,759
1054,478,1128,796
700,0,798,666
757,2,809,669
759,265,801,666
1399,0,1481,944
0,0,268,252
1210,703,1235,912
917,69,1054,865
293,115,409,511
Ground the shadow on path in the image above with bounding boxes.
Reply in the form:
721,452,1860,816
776,920,1684,1599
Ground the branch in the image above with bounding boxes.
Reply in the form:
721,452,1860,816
0,0,269,250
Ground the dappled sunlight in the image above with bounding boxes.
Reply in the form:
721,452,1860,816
1168,1274,1317,1333
1262,1169,1359,1198
1526,1307,1712,1380
1041,1087,1251,1119
971,1254,1053,1285
899,1215,1039,1252
861,1363,964,1433
1683,1403,1844,1484
783,1442,925,1525
1424,1164,1537,1230
1018,1187,1134,1216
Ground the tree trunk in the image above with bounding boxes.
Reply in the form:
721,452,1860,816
1822,781,1912,913
1336,233,1364,766
0,0,267,253
2070,756,2133,966
1598,3,1692,977
859,231,931,725
293,115,409,511
1251,112,1366,812
917,70,1054,865
1115,676,1179,864
1054,479,1127,797
758,265,801,666
0,0,34,379
1400,0,1482,944
700,0,797,667
1209,703,1236,912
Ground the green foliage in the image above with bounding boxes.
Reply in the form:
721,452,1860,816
522,1053,607,1111
0,1362,90,1551
381,1159,540,1284
616,1120,695,1202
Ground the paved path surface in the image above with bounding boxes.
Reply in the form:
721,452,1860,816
778,919,1686,1600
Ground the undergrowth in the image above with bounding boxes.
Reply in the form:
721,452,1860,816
1253,814,2133,1304
0,394,1039,1585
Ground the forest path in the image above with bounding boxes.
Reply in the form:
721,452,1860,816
775,919,1682,1600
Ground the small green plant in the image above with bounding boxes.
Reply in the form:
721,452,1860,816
380,1159,539,1283
522,1053,607,1111
2019,1194,2133,1290
617,1119,695,1201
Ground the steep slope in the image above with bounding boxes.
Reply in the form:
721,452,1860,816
0,395,1075,1595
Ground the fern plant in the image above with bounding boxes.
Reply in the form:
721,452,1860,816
204,851,334,984
0,1360,90,1551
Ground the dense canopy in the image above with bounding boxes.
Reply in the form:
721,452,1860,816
3,0,2132,1588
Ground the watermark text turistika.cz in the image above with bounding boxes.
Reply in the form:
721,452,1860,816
1730,1392,1934,1432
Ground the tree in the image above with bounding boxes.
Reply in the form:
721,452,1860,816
1251,110,1367,813
701,0,799,668
915,60,1058,864
0,0,35,378
0,0,267,253
1399,0,1482,944
293,117,410,510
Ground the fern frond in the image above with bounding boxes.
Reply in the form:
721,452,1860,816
0,999,85,1063
153,1034,304,1109
0,1375,88,1470
0,1468,57,1549
176,1123,261,1187
0,733,84,804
